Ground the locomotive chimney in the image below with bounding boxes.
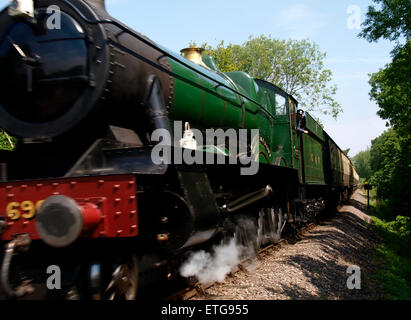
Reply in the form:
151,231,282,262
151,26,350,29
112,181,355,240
84,0,106,10
180,47,210,69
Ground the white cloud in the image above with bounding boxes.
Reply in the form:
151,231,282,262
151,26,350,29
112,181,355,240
275,4,327,39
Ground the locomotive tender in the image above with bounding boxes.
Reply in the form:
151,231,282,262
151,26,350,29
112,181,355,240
0,0,359,299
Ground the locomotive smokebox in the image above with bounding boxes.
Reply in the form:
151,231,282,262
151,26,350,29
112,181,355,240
0,0,173,139
0,0,107,138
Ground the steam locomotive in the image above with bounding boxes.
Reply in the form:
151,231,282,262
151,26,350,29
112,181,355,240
0,0,359,299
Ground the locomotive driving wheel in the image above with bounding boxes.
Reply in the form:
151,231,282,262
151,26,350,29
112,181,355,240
104,255,139,300
65,255,139,300
257,207,286,246
234,218,258,258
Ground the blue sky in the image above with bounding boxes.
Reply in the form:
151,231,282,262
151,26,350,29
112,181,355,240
0,0,394,155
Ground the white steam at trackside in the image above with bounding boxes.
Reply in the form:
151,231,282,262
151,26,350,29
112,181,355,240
179,218,262,285
179,214,281,285
179,238,244,285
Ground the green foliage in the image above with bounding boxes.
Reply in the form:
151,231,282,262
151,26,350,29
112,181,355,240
352,149,372,181
190,36,342,119
358,0,411,233
374,244,411,300
355,127,410,218
368,128,411,217
369,41,411,135
373,215,411,248
370,198,394,220
360,0,411,134
359,0,410,44
369,129,400,198
0,130,16,151
189,40,239,72
371,215,411,300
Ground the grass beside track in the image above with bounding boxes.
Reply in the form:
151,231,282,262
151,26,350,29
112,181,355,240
366,189,411,300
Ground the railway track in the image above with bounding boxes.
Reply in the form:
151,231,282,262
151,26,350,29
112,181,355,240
165,222,317,300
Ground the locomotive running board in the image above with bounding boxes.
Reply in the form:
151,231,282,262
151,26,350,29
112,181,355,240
65,139,168,177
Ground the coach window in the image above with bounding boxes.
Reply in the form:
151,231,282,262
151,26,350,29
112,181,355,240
275,94,287,116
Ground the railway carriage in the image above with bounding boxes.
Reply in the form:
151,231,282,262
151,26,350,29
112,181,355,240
0,0,358,299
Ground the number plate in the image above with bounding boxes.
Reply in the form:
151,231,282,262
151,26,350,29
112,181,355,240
1,175,138,240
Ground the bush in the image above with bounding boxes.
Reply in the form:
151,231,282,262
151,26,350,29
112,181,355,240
389,216,411,241
371,199,399,221
369,129,411,218
373,215,411,256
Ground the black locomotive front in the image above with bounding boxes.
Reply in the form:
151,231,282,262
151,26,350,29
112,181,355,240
0,0,174,140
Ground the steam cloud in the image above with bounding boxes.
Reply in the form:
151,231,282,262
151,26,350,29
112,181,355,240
179,215,280,285
179,238,244,285
180,210,282,284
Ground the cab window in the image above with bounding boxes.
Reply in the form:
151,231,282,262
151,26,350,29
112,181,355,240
275,94,287,116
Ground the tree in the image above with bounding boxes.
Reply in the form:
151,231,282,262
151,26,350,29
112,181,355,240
369,128,411,217
359,0,411,134
359,0,410,45
368,42,411,134
352,149,372,181
190,36,342,119
359,1,411,219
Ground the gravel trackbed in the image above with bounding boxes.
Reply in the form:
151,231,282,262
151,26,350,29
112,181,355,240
192,190,383,300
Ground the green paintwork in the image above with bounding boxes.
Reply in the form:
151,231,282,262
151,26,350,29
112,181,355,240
252,79,294,168
328,138,344,186
302,133,325,185
202,55,220,72
166,52,276,164
161,48,356,187
327,135,358,187
305,113,324,142
289,98,303,183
